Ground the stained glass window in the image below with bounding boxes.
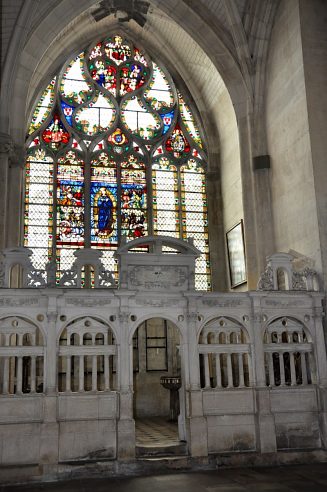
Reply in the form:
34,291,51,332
25,34,211,290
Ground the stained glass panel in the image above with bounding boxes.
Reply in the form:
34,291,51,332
165,124,191,159
144,63,174,110
121,156,147,239
24,150,53,270
29,78,56,135
57,152,84,247
91,183,117,244
25,34,211,290
178,93,203,148
119,63,147,96
60,53,93,105
152,158,179,237
121,97,161,139
42,114,70,150
75,92,116,135
181,160,210,289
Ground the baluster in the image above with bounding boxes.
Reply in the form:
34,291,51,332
79,355,84,392
30,356,36,393
2,357,9,394
227,353,233,388
290,352,296,385
247,353,253,386
269,352,275,386
301,352,308,385
279,352,285,386
204,353,211,388
215,354,221,388
66,356,71,392
16,356,23,394
238,352,244,387
104,355,110,391
92,355,97,391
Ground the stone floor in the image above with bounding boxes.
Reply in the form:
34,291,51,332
1,463,327,491
135,417,180,446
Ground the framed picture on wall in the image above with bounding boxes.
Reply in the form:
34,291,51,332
226,220,247,287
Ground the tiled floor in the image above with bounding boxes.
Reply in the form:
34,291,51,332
135,417,180,446
2,464,327,491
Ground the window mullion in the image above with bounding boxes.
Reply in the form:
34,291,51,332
52,157,58,259
177,165,183,239
84,151,91,248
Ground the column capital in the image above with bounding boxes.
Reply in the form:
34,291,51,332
0,133,14,154
0,134,25,168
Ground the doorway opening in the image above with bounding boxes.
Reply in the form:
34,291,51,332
133,317,186,456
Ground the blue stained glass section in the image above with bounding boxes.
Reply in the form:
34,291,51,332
61,101,75,126
160,110,174,134
91,182,118,243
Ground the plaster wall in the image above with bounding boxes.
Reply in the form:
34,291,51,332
266,0,321,271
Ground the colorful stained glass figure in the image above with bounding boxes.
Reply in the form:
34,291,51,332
121,156,147,239
103,36,131,65
28,78,56,135
165,124,190,158
57,181,84,244
178,93,203,148
91,183,117,243
60,54,93,105
42,114,70,150
121,97,161,139
144,63,174,110
133,48,148,66
160,110,174,134
89,60,117,95
119,64,147,96
75,92,116,135
89,42,103,60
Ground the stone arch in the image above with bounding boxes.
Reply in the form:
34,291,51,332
57,315,116,393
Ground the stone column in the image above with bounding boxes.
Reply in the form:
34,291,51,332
311,297,327,447
0,134,12,250
117,310,135,460
185,309,208,458
39,307,59,472
251,294,277,453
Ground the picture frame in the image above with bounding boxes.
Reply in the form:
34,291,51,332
226,220,247,287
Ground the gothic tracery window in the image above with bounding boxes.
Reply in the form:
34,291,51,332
24,34,211,289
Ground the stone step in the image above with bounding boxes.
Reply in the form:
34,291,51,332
136,442,188,458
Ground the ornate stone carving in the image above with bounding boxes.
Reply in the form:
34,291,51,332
292,271,306,291
118,312,130,323
65,297,112,307
129,265,188,290
257,266,274,290
0,297,39,306
27,269,46,288
46,260,57,288
0,134,14,154
59,267,78,287
134,297,180,307
99,268,115,287
202,298,244,307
